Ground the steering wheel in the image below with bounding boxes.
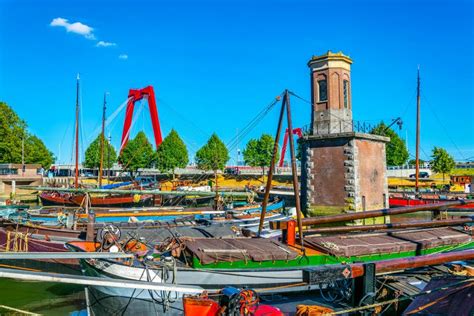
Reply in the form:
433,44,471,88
97,224,121,242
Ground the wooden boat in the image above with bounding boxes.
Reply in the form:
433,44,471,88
66,226,474,313
0,218,240,275
39,191,154,208
0,222,83,273
389,194,474,211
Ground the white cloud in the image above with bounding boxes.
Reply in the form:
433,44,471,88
96,41,117,47
50,17,95,40
118,54,128,60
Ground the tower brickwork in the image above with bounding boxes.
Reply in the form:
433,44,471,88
308,52,353,135
301,51,389,218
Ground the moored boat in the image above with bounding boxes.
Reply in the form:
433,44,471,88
66,224,474,314
39,191,154,208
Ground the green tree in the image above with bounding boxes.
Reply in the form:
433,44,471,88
0,102,54,168
431,147,455,182
118,131,155,176
243,134,277,181
25,135,55,169
155,129,189,178
84,135,117,169
371,122,409,166
195,133,229,189
0,102,26,163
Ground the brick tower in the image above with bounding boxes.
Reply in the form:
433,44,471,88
309,51,353,135
301,51,390,218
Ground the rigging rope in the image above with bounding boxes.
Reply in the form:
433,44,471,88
421,93,466,160
119,99,145,152
226,93,283,152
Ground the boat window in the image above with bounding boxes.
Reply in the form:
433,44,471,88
319,79,327,102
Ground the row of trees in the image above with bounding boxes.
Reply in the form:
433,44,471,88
1,101,455,181
84,130,230,180
84,130,277,181
85,121,457,181
0,102,54,168
370,121,456,179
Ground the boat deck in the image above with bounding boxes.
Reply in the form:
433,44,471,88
182,227,472,267
304,227,470,257
184,238,298,264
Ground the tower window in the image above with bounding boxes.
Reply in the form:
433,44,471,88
343,80,349,108
318,79,327,102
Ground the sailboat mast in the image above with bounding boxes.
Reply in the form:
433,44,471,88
74,74,80,189
415,67,421,193
98,92,107,187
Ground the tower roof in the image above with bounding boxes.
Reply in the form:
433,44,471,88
308,51,353,67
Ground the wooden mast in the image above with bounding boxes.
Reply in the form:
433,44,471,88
98,92,107,187
74,74,80,189
258,94,285,236
258,91,305,249
284,90,304,250
415,66,421,193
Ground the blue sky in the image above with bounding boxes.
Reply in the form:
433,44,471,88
0,0,473,165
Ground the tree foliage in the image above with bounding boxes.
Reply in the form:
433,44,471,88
25,135,55,169
371,122,409,166
195,133,229,173
0,102,26,163
84,134,117,169
243,134,277,175
0,102,54,168
118,131,155,174
431,147,455,181
155,129,189,177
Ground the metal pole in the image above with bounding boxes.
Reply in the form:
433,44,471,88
303,217,474,234
258,94,285,236
98,92,107,187
284,90,304,250
270,200,468,228
415,66,421,193
107,133,111,182
0,268,204,293
75,74,80,189
351,248,474,278
21,135,24,177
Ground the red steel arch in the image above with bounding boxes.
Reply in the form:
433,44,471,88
120,86,162,152
279,128,303,167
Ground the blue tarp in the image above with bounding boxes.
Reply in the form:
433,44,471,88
100,181,133,190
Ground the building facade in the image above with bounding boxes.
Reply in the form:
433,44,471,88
301,51,390,215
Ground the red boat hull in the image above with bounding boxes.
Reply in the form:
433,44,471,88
389,197,474,210
0,227,81,273
40,191,154,208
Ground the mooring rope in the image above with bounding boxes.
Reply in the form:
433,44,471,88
0,305,41,315
327,278,474,315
